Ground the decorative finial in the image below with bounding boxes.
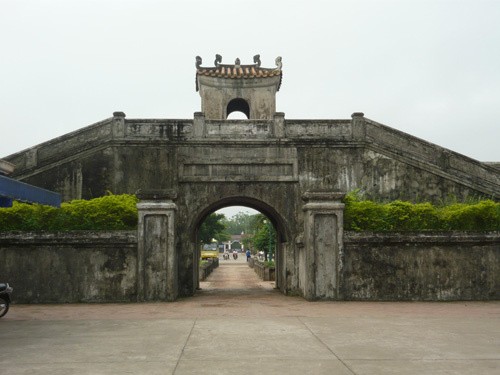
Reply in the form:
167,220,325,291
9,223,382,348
253,54,261,67
235,58,241,66
195,56,202,69
275,56,282,70
214,54,222,67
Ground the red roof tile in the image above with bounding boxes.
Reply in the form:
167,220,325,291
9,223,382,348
195,55,282,91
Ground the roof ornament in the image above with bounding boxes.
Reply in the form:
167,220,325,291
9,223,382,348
214,54,222,67
234,58,241,67
275,56,283,71
253,54,261,67
195,56,202,69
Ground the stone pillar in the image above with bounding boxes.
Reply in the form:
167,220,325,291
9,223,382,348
302,191,345,300
351,112,366,141
273,112,286,138
193,112,206,138
136,189,178,302
112,111,126,138
25,148,38,169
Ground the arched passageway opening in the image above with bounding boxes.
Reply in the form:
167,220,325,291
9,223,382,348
226,98,250,119
191,197,289,296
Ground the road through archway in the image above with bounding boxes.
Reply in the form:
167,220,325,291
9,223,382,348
198,255,276,298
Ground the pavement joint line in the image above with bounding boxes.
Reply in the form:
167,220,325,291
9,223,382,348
297,317,357,375
172,318,197,374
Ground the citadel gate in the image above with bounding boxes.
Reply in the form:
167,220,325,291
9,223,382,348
131,55,348,301
4,55,499,301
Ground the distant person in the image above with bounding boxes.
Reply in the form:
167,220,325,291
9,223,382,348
246,249,251,261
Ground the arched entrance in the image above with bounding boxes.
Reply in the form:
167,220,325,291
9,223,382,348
190,196,290,294
136,190,345,302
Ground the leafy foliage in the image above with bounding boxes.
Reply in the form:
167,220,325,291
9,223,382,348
3,192,497,233
0,194,138,231
240,213,277,260
344,191,500,231
263,260,275,268
221,212,255,235
438,200,500,231
198,213,230,243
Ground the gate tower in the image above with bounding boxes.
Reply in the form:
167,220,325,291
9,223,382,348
195,54,282,120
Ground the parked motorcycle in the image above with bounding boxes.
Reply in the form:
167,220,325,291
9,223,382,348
0,283,13,318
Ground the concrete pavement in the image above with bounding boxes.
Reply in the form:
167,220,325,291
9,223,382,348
1,258,499,374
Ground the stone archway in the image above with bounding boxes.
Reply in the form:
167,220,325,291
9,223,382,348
189,196,291,294
136,190,345,302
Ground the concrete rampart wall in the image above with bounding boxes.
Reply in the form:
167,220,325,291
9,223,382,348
0,231,497,303
4,115,499,204
0,231,137,303
344,231,499,300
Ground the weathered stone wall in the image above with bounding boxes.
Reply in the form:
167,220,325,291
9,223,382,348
175,181,300,297
343,232,499,300
0,231,137,303
0,231,497,303
5,115,498,203
2,114,499,301
197,75,281,120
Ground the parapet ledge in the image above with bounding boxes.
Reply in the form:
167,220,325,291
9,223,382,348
344,231,500,244
0,231,138,245
362,117,500,196
302,191,345,202
135,189,177,201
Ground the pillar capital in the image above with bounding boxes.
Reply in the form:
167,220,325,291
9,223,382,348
136,189,177,201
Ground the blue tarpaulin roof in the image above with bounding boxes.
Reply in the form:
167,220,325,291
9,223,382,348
0,174,61,207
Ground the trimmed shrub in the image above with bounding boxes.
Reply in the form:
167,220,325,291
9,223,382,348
344,191,389,231
385,201,442,231
438,200,500,231
343,191,499,231
0,194,138,231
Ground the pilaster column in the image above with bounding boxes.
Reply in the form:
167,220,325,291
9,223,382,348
273,112,286,138
112,111,126,138
136,189,178,301
193,112,206,138
25,148,38,169
351,112,366,141
302,191,345,300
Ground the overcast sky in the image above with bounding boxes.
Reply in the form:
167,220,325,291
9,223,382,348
1,0,499,164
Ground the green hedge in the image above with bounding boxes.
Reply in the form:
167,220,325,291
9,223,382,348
344,191,500,231
0,194,138,231
1,192,499,232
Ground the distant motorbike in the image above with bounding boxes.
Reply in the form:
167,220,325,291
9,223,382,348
232,252,238,260
0,283,13,318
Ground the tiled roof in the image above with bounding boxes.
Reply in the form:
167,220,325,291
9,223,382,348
196,55,282,91
197,65,281,79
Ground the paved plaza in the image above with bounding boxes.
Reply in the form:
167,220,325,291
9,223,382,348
1,257,499,374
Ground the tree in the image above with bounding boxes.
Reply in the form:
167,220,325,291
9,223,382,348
222,212,255,235
198,213,230,244
244,214,276,260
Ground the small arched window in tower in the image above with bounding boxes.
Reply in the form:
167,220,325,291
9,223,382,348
226,98,250,119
